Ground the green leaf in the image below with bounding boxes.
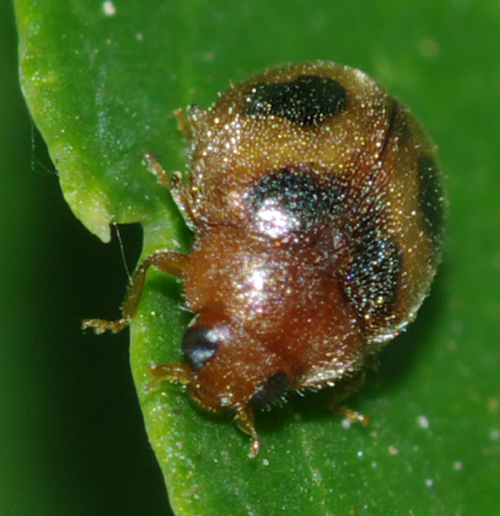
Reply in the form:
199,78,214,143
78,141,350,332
16,1,499,515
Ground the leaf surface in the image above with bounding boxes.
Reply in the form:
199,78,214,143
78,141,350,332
16,1,500,514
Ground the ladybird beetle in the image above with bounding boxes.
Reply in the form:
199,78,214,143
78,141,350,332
84,61,444,458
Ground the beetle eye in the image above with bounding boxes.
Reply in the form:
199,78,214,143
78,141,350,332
182,326,220,371
250,372,291,409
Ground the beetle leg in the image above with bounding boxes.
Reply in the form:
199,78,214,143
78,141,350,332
143,151,172,189
327,371,370,426
338,406,370,426
235,406,261,459
143,152,198,225
148,363,193,388
175,108,195,142
82,250,190,334
176,105,208,142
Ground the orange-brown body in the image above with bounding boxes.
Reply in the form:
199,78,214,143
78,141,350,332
85,61,444,457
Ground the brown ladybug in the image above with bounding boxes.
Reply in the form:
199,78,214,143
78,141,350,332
84,61,444,458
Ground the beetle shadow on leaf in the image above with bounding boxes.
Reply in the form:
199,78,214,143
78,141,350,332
147,272,186,308
363,263,448,399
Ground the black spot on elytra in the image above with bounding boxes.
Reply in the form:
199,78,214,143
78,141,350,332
343,220,403,326
418,155,445,251
182,326,219,371
250,168,347,242
250,373,291,410
246,75,348,127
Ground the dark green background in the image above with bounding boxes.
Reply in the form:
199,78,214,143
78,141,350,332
3,1,500,515
2,2,168,514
